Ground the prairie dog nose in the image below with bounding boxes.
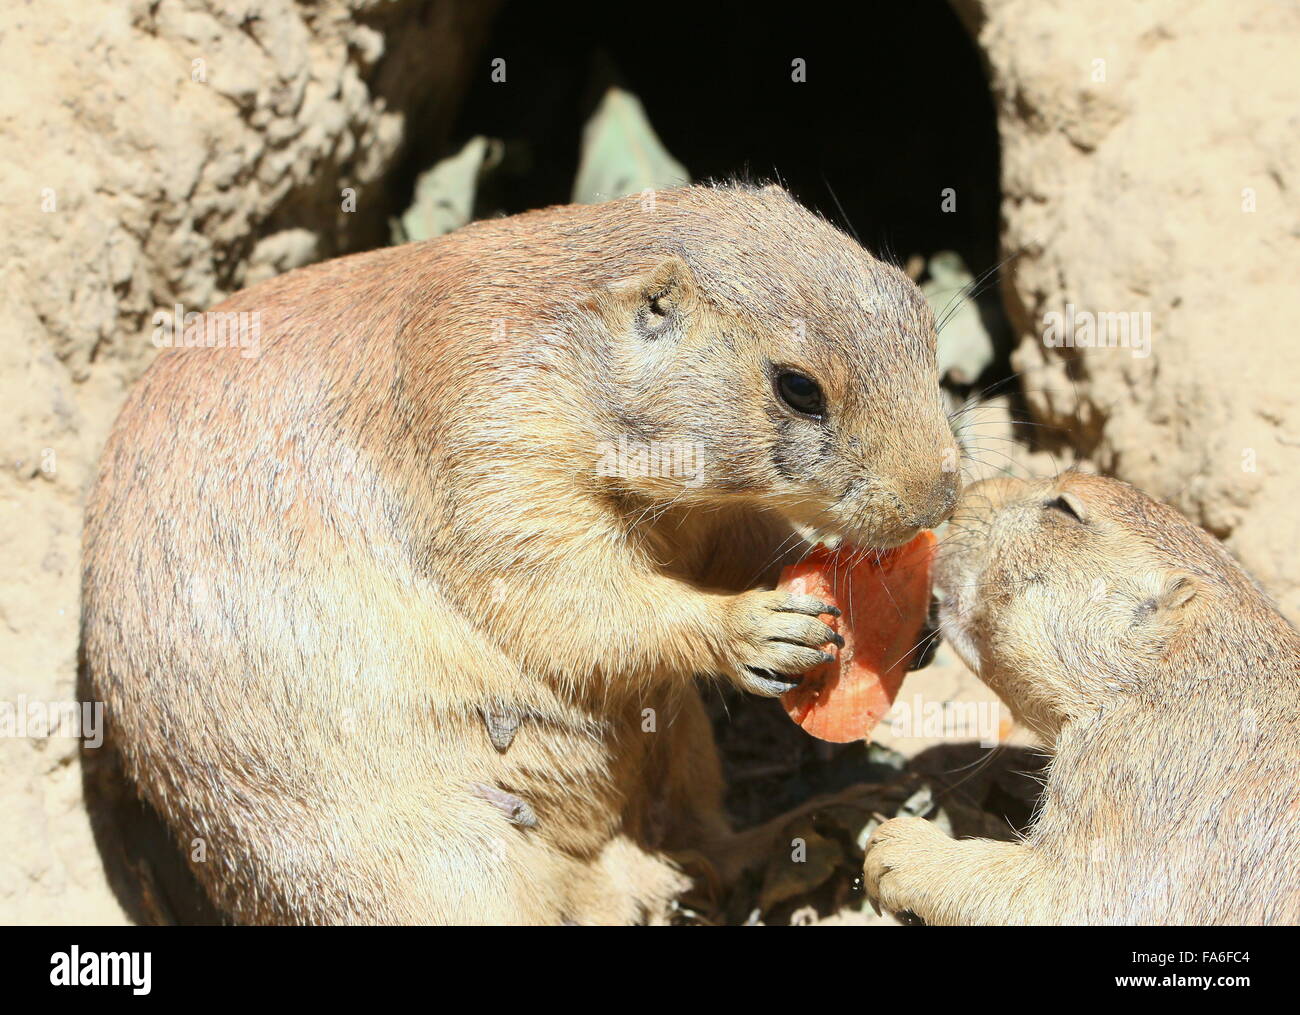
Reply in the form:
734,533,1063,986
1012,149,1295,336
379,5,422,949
908,468,961,529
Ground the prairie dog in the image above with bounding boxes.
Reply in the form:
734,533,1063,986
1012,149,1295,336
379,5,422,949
82,184,958,924
865,472,1300,925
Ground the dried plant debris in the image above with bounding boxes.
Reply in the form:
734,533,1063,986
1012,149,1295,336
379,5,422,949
698,684,1046,925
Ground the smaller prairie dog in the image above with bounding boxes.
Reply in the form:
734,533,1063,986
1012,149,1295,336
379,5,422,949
865,472,1300,925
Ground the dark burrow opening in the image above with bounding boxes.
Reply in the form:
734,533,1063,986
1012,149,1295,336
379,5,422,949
417,0,1023,426
446,0,1002,281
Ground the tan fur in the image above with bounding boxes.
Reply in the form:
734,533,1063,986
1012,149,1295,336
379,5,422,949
865,472,1300,925
82,184,957,924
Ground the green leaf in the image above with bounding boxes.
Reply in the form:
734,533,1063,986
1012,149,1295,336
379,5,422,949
923,250,995,386
572,87,689,204
393,136,501,243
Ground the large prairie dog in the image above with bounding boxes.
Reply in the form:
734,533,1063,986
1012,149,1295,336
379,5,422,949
865,472,1300,925
82,183,959,924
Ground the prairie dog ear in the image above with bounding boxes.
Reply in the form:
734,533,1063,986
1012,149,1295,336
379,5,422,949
612,255,696,337
1055,491,1089,524
1141,571,1199,619
1158,572,1199,612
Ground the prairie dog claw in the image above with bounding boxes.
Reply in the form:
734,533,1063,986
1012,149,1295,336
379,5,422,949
481,706,521,752
471,782,538,828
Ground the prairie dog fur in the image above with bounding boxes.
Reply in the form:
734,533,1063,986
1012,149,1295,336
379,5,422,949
82,184,958,924
865,472,1300,925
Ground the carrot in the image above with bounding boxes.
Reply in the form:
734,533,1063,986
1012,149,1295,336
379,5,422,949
778,531,937,743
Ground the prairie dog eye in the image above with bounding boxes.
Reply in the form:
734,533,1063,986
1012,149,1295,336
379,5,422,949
775,371,825,418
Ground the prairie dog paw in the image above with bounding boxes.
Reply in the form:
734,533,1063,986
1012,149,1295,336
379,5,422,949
725,589,842,697
863,816,948,919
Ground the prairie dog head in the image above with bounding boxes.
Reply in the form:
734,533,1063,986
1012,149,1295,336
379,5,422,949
933,472,1287,739
585,184,958,549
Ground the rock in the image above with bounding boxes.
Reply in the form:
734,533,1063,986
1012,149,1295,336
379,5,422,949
963,0,1300,620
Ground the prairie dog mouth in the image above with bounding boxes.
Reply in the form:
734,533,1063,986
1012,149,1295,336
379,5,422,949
789,524,918,556
781,496,926,555
787,518,836,550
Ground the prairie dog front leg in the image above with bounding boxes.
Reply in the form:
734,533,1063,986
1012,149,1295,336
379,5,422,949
480,544,839,694
864,817,1054,925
